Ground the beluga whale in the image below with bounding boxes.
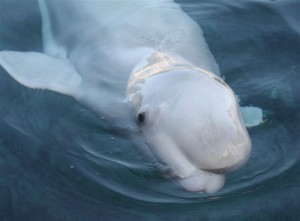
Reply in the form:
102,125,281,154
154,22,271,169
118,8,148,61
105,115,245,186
0,0,263,193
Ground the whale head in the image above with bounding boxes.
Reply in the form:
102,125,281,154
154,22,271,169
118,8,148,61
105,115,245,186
127,52,251,193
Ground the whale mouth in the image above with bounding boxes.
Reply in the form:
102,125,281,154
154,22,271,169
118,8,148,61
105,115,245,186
202,167,237,174
202,168,229,174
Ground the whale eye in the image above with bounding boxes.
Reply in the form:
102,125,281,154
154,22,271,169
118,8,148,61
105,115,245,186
137,112,145,124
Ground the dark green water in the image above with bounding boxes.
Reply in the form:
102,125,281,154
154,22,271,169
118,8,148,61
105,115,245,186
0,0,299,220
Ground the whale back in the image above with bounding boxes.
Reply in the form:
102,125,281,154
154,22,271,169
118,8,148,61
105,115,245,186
38,0,220,77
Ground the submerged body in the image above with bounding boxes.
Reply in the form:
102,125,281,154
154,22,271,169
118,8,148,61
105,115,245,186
0,0,253,193
39,0,220,117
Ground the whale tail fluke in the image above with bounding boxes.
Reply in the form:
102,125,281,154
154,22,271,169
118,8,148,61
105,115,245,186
0,51,82,97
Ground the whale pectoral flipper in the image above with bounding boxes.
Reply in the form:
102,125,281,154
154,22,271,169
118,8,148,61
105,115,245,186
240,106,264,127
0,51,82,96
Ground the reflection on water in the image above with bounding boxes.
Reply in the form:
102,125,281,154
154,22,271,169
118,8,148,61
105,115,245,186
0,0,300,220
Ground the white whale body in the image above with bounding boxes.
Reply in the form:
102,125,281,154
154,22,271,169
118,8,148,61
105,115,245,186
0,0,262,193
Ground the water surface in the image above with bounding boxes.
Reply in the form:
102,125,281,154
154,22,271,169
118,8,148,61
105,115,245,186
0,0,299,220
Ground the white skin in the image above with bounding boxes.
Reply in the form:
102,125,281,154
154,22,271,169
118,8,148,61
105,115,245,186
0,0,252,193
127,52,251,193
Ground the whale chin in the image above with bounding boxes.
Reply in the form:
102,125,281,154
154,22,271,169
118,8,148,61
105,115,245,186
178,170,225,193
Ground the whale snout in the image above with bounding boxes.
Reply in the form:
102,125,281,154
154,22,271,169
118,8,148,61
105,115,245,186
179,119,252,174
215,131,252,171
205,141,251,173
